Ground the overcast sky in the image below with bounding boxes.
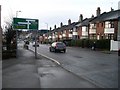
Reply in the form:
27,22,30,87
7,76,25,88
1,0,120,30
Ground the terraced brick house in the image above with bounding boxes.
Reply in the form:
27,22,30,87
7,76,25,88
45,19,79,43
89,7,120,41
75,16,94,39
40,7,120,45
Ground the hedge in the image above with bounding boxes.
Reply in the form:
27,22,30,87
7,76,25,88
2,50,16,59
67,39,110,50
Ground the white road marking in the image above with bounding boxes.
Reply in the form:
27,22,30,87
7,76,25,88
37,52,61,65
29,48,61,65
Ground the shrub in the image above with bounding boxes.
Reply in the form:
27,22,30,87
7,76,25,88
96,39,110,50
65,39,110,50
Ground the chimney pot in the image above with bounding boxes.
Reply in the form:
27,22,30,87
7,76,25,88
96,7,101,16
79,14,83,22
111,7,114,11
54,25,56,29
91,14,94,18
68,19,71,25
60,22,63,27
50,27,52,30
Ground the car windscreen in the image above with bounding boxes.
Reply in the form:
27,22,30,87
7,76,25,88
56,43,65,46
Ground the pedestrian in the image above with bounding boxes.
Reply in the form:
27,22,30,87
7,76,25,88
92,42,96,50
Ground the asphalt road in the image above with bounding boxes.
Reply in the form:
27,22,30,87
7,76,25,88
29,43,118,88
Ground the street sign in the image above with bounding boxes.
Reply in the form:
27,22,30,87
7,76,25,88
13,18,39,30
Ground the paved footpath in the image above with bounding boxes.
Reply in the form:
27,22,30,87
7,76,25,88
2,46,100,88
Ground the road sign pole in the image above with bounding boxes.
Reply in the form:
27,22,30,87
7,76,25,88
16,29,18,58
35,30,37,59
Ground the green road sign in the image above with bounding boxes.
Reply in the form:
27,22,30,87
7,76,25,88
13,18,39,30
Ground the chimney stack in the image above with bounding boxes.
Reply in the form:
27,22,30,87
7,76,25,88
79,14,83,22
68,19,71,25
91,14,94,18
111,7,114,11
96,7,101,16
50,27,52,31
60,22,63,27
54,25,56,29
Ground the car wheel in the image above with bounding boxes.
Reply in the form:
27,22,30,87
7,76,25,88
118,49,120,56
63,50,66,53
50,48,52,52
54,49,57,53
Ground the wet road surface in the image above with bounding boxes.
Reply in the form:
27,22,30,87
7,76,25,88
29,43,118,88
2,44,100,88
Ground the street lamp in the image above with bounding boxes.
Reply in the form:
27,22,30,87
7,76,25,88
16,11,21,18
45,23,49,43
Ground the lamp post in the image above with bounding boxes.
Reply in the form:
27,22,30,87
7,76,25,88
16,11,21,18
45,23,49,43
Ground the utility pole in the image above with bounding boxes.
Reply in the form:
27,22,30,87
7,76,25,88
118,1,120,56
118,1,120,41
45,23,49,43
0,5,1,58
0,5,2,90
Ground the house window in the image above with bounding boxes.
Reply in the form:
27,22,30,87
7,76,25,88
90,24,96,29
106,34,114,40
105,21,114,28
109,34,114,40
90,34,96,39
110,22,114,28
64,30,66,33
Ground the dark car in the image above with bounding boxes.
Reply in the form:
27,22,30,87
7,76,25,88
24,41,29,49
49,42,66,53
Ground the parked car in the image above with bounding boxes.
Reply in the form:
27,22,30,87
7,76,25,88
32,42,39,47
49,42,66,53
24,41,29,49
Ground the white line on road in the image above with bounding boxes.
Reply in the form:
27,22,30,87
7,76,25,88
29,48,61,65
37,52,61,65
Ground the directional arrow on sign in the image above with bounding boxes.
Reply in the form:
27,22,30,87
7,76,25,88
13,18,39,30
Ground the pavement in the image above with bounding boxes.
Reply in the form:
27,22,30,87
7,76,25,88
2,45,102,88
2,47,40,88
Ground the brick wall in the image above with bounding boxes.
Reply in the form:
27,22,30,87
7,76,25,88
96,22,104,39
77,26,82,39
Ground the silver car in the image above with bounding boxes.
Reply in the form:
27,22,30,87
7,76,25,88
49,42,66,53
